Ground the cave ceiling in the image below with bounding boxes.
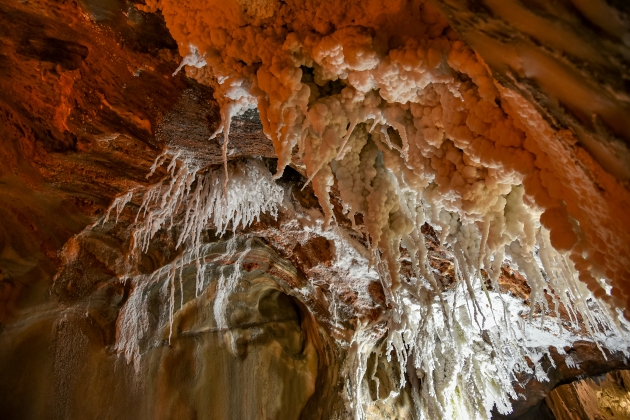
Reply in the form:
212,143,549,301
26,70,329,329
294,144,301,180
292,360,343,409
0,0,629,419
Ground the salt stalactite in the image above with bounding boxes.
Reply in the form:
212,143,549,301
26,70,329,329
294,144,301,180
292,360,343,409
114,253,189,369
123,1,629,417
113,238,255,370
114,271,155,373
106,152,283,258
104,152,283,298
103,190,134,224
341,321,377,420
213,236,251,331
109,155,283,368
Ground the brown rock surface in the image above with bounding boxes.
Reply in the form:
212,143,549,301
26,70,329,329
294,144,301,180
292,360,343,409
547,370,630,420
0,0,274,322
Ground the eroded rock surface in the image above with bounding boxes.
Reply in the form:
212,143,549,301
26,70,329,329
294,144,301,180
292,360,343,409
547,369,630,420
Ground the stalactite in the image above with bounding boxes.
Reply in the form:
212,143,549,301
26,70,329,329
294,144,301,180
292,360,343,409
107,0,630,417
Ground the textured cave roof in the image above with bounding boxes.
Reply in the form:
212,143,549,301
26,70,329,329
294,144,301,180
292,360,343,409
0,0,629,419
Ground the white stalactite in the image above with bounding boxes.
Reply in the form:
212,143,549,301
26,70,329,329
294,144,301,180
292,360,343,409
109,1,630,417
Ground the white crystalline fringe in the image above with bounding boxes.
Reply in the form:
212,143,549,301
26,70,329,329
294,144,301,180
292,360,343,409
103,190,134,224
114,240,253,370
114,272,151,373
129,153,283,257
213,236,251,331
